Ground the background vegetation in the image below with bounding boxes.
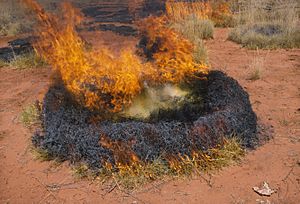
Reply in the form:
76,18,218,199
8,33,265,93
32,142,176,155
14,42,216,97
229,0,300,49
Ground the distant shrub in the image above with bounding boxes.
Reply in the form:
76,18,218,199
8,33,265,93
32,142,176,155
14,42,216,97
229,0,300,49
166,0,234,27
172,15,214,41
0,1,34,36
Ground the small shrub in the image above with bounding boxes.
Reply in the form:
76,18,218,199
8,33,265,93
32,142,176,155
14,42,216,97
172,15,214,41
193,39,209,65
20,103,40,128
9,53,47,70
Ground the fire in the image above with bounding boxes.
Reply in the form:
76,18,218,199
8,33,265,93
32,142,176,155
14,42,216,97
166,0,212,21
23,0,150,112
138,16,208,83
99,134,139,166
166,0,233,25
23,0,208,113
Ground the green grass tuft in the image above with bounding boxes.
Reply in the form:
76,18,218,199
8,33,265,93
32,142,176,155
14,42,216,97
31,147,53,162
20,103,40,128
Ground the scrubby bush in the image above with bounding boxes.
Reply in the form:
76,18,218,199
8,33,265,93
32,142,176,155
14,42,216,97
229,0,300,49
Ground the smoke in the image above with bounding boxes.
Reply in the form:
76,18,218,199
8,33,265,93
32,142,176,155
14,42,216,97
122,84,189,119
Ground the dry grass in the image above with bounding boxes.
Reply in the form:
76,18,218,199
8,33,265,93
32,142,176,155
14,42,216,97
20,103,40,128
229,0,300,49
172,15,214,41
171,14,213,65
8,53,47,70
247,50,266,80
0,59,7,68
0,0,97,36
166,0,234,27
170,14,213,66
31,147,53,161
73,137,245,190
166,1,212,23
0,1,34,36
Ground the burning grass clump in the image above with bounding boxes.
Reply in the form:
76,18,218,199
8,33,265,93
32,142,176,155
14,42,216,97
166,0,234,27
229,0,300,49
96,138,244,189
25,0,258,189
33,71,258,189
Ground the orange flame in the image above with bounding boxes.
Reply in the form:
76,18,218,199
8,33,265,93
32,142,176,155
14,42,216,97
166,0,233,26
23,0,208,112
139,16,208,83
166,0,212,21
99,134,139,166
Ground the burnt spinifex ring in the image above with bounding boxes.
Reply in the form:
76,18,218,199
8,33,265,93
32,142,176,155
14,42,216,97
33,70,258,169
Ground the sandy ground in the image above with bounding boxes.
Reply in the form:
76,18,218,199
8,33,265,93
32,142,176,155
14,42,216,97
0,28,299,204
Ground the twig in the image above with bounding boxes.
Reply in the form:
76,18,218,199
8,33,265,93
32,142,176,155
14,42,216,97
112,176,147,204
103,183,117,196
282,164,295,182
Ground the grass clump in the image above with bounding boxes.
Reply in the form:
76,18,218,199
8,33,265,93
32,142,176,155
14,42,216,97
9,53,47,70
20,103,40,128
171,14,213,66
248,69,262,81
172,15,214,41
229,0,300,49
31,147,53,161
0,60,7,68
247,49,265,81
166,0,234,28
0,1,34,36
93,137,244,190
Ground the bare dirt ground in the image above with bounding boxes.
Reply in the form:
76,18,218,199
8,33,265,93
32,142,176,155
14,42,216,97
0,28,299,204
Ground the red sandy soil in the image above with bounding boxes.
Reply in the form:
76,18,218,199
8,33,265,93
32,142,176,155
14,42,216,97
0,29,299,204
